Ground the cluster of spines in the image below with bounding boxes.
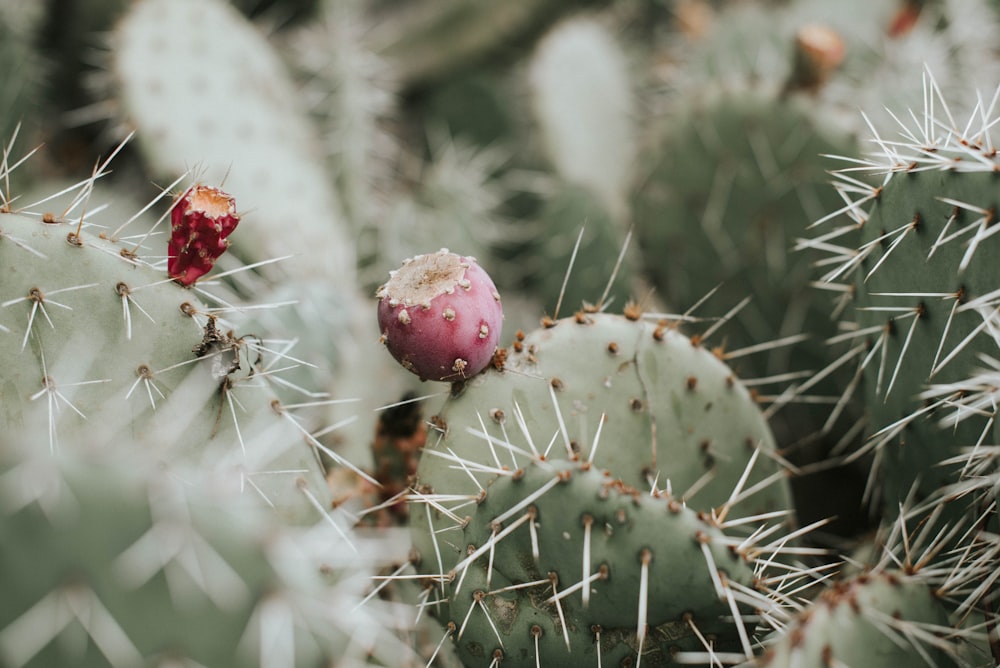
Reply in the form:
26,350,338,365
0,444,427,667
802,70,1000,506
406,448,828,666
795,71,1000,665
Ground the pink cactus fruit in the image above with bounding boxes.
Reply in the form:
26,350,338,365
167,185,241,286
376,249,503,382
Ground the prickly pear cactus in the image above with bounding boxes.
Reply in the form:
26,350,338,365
633,0,1000,458
0,447,412,667
424,460,768,665
811,76,1000,511
407,310,801,665
0,204,338,525
756,570,965,667
420,311,792,513
109,0,354,280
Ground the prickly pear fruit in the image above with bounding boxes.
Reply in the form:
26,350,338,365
167,185,240,286
376,249,503,382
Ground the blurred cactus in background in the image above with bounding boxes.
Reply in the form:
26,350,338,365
4,0,1000,665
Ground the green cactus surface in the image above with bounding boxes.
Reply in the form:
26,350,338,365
408,310,805,665
430,459,768,665
810,77,1000,513
420,310,792,515
0,207,339,525
0,447,413,667
756,571,964,667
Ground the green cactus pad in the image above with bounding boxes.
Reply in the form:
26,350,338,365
852,167,1000,507
757,571,963,667
408,311,802,665
809,78,1000,512
421,311,791,516
430,459,763,666
110,0,354,280
529,183,637,315
0,210,336,524
633,85,856,381
0,448,411,667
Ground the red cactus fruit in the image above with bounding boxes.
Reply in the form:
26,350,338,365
167,185,240,286
376,249,503,382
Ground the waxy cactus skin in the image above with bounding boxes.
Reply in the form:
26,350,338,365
376,249,503,382
13,0,1000,664
168,185,241,286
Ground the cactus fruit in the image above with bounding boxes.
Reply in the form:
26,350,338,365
167,185,241,287
405,309,804,664
376,249,504,382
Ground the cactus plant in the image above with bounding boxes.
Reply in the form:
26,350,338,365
755,570,966,667
0,173,351,526
415,310,793,514
11,0,1000,665
405,309,807,664
751,486,1000,668
0,445,417,667
632,0,1000,456
104,0,419,468
808,73,1000,512
423,459,779,666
